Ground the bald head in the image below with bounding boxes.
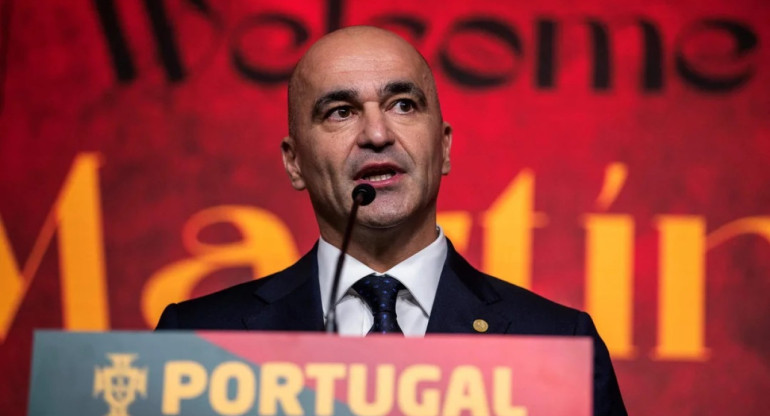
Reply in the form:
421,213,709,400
287,26,440,138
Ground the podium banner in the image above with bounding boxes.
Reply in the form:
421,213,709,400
28,331,591,416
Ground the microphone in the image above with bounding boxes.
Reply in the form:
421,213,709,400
325,184,376,333
352,183,376,206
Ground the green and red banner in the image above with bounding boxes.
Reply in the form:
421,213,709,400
2,0,769,414
29,331,591,415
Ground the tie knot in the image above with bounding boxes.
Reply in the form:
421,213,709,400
352,274,404,313
352,274,405,335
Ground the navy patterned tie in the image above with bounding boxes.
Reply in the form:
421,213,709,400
352,274,405,334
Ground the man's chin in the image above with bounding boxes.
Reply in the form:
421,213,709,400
355,210,408,230
356,217,404,230
354,197,436,230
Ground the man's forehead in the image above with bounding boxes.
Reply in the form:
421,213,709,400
298,48,428,92
306,75,430,100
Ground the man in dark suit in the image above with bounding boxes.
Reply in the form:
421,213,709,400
157,26,626,415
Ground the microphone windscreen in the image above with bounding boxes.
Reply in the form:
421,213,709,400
352,184,376,206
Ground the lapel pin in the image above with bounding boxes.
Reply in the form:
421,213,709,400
473,319,489,333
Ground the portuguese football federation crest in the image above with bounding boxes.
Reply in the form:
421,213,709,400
93,354,147,416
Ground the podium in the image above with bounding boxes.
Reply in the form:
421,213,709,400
28,331,591,415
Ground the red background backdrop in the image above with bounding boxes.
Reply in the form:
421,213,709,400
1,0,769,414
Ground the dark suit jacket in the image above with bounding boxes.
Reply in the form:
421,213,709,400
157,241,627,415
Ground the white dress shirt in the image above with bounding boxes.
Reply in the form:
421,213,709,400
317,227,448,337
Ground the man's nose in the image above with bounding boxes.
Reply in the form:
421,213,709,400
357,105,394,149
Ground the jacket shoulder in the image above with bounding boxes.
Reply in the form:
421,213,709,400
486,275,585,334
447,245,584,335
155,247,318,330
155,271,278,330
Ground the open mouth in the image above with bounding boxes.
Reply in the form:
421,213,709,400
355,164,402,183
363,171,396,182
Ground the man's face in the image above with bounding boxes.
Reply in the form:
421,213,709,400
282,29,452,235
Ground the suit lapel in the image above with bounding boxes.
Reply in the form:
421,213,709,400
242,245,325,332
426,242,512,334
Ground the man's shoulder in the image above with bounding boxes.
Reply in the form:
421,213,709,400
177,274,271,309
446,244,585,335
486,273,584,331
156,248,317,329
155,271,281,329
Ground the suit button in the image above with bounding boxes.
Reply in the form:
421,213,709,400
473,319,489,333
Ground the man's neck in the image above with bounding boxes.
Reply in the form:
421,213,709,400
319,214,439,273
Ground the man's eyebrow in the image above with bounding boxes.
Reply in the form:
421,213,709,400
312,89,358,119
381,81,427,107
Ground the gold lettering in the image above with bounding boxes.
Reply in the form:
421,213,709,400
162,361,208,414
443,365,489,416
481,170,547,288
706,216,770,249
209,362,256,415
142,206,299,327
595,162,628,211
0,153,109,342
492,367,527,416
397,365,440,416
305,363,346,416
653,216,708,360
348,364,395,416
584,215,635,358
258,362,304,415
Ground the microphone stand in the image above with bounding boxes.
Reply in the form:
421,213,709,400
325,184,376,333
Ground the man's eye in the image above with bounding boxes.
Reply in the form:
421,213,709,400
326,106,353,120
392,99,415,114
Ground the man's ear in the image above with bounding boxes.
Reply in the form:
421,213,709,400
441,122,453,175
281,136,306,190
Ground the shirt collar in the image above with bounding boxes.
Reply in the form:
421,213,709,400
317,227,448,317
